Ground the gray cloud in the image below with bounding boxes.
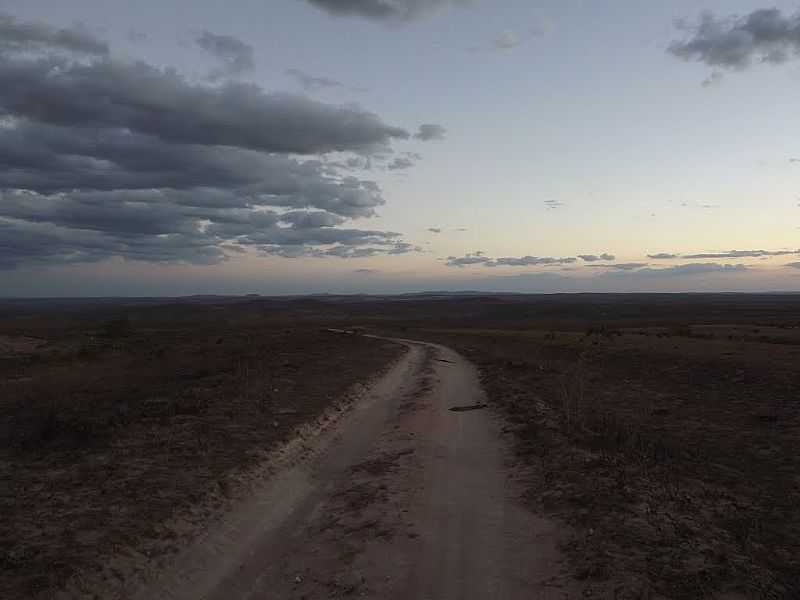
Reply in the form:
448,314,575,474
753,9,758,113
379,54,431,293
304,0,468,22
387,156,415,170
544,199,563,209
632,263,749,276
285,68,361,92
683,249,799,259
0,11,108,55
586,263,648,271
669,9,800,72
414,123,446,141
279,210,347,229
0,56,409,155
579,253,615,262
491,256,577,267
647,253,679,260
0,21,430,269
787,262,800,269
445,252,491,267
195,30,255,79
428,227,442,233
0,121,387,217
702,70,724,87
446,253,577,268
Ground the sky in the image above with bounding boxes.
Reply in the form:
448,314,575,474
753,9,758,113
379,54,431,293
1,0,799,296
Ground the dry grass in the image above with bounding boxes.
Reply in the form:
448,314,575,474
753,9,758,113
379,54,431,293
0,309,402,599
403,325,800,599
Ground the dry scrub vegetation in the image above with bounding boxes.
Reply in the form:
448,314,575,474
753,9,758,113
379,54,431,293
411,324,800,599
0,303,402,599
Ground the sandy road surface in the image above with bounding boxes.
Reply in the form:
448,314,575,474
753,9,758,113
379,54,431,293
136,339,575,600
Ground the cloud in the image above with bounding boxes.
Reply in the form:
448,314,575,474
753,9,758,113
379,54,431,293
304,0,468,22
445,253,577,268
633,263,749,276
279,210,347,228
647,253,679,260
0,11,108,55
0,16,431,269
428,227,442,233
414,123,446,141
683,249,799,259
446,252,491,267
195,31,255,79
702,70,724,87
387,156,415,170
586,263,648,271
286,68,358,92
669,9,800,72
544,199,563,209
355,268,379,273
491,256,577,267
579,253,615,262
0,121,387,216
787,262,800,269
0,57,409,156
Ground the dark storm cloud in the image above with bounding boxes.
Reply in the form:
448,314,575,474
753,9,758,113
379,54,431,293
414,123,446,141
0,57,409,155
195,30,255,78
669,9,800,71
683,249,799,259
579,253,615,262
647,253,679,260
304,0,468,22
0,12,108,55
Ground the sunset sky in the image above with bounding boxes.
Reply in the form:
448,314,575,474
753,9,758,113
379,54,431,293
1,0,799,295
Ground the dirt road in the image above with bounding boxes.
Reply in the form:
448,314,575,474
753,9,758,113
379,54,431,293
135,339,575,599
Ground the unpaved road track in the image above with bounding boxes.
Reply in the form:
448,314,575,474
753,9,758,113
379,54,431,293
136,339,574,600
